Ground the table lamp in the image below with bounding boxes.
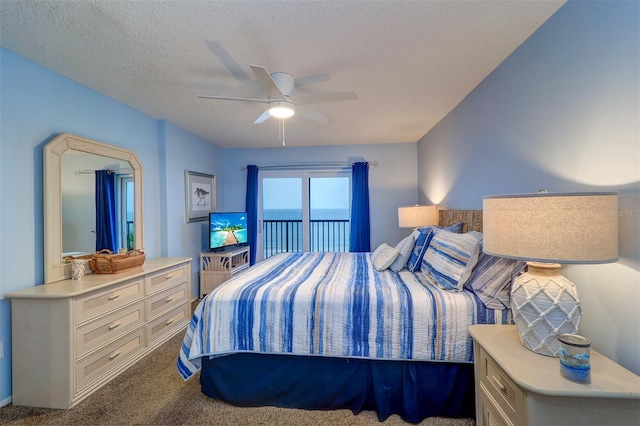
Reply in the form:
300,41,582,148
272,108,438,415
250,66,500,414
398,205,437,229
482,191,618,356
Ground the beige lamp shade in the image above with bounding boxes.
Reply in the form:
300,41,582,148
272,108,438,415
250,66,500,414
398,205,437,228
482,192,618,264
482,191,618,356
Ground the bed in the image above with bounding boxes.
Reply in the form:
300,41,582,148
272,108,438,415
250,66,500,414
178,210,524,423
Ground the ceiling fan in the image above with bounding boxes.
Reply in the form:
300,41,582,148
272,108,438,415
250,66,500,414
197,64,358,124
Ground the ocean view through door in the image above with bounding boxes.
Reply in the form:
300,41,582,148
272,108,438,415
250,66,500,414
259,172,350,260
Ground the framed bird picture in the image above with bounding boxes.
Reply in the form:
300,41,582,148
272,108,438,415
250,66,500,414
185,170,216,222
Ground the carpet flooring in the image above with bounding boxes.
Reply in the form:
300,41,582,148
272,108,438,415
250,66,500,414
0,330,475,426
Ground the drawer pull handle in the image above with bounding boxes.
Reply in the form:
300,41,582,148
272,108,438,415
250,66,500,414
165,296,174,303
491,375,507,392
108,322,121,330
109,351,121,360
108,293,121,300
165,274,173,280
166,319,175,325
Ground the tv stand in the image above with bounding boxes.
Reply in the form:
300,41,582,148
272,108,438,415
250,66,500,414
200,246,250,298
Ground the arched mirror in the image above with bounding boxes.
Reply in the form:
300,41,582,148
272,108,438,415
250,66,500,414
44,133,144,283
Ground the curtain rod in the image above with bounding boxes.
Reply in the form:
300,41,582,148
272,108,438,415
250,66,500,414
240,161,378,171
74,168,133,175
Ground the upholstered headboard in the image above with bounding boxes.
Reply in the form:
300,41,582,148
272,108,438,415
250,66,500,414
438,210,483,233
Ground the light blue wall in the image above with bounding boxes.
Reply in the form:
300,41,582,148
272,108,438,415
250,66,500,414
222,143,419,250
0,49,222,404
417,0,639,374
163,121,224,297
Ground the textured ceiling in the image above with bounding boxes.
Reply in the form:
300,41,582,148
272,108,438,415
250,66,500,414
0,0,564,148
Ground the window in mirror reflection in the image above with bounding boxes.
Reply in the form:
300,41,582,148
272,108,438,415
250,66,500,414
119,176,135,250
61,151,133,256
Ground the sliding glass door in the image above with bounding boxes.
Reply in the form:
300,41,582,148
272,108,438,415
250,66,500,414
258,171,350,261
261,175,305,258
309,177,350,252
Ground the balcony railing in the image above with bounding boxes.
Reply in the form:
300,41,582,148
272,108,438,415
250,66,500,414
310,219,350,252
262,219,350,259
263,220,302,258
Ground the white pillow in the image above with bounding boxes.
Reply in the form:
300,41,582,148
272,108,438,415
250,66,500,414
389,234,417,272
371,243,400,271
422,230,482,291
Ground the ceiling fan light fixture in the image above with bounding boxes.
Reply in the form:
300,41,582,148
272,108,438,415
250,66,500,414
268,101,295,119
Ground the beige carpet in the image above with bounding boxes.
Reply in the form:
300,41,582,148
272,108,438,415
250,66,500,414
0,331,475,426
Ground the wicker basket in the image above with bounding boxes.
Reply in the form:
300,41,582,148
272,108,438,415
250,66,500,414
62,253,95,262
89,249,146,274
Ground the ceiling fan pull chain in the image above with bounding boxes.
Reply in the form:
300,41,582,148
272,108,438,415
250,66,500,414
279,119,286,146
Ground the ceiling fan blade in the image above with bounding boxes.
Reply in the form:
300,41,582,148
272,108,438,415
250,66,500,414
294,73,330,88
250,64,286,98
297,107,334,124
295,91,358,106
205,41,252,83
196,95,268,103
253,109,272,124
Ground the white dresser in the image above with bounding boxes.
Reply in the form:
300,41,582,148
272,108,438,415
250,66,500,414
5,257,192,409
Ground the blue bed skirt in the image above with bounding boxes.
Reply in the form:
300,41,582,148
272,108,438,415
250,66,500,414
200,353,475,423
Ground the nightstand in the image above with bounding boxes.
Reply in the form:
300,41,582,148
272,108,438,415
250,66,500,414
199,246,250,298
469,325,640,426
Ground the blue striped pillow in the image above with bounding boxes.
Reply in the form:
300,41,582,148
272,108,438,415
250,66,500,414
422,230,482,291
406,227,436,272
465,241,526,309
417,222,463,234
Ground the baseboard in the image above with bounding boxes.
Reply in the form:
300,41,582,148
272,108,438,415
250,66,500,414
0,395,12,407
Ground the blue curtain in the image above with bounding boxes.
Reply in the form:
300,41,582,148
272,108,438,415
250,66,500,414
349,162,371,252
245,165,259,265
95,170,117,252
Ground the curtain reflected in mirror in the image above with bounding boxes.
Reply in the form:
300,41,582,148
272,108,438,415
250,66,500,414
95,170,116,252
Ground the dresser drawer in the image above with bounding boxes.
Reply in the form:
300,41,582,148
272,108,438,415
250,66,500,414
478,347,525,425
75,301,145,358
147,304,189,345
74,279,144,324
145,265,187,295
75,327,145,392
480,386,511,426
146,282,188,320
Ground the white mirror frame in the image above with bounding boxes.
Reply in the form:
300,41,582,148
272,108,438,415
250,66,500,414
44,133,144,283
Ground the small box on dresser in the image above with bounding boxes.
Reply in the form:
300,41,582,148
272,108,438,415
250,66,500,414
469,325,640,426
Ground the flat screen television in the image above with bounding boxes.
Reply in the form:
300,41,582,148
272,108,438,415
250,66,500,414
209,211,248,251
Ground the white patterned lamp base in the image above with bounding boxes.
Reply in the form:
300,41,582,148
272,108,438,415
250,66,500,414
511,262,581,356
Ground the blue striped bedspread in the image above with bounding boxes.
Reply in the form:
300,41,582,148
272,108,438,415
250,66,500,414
178,252,510,380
